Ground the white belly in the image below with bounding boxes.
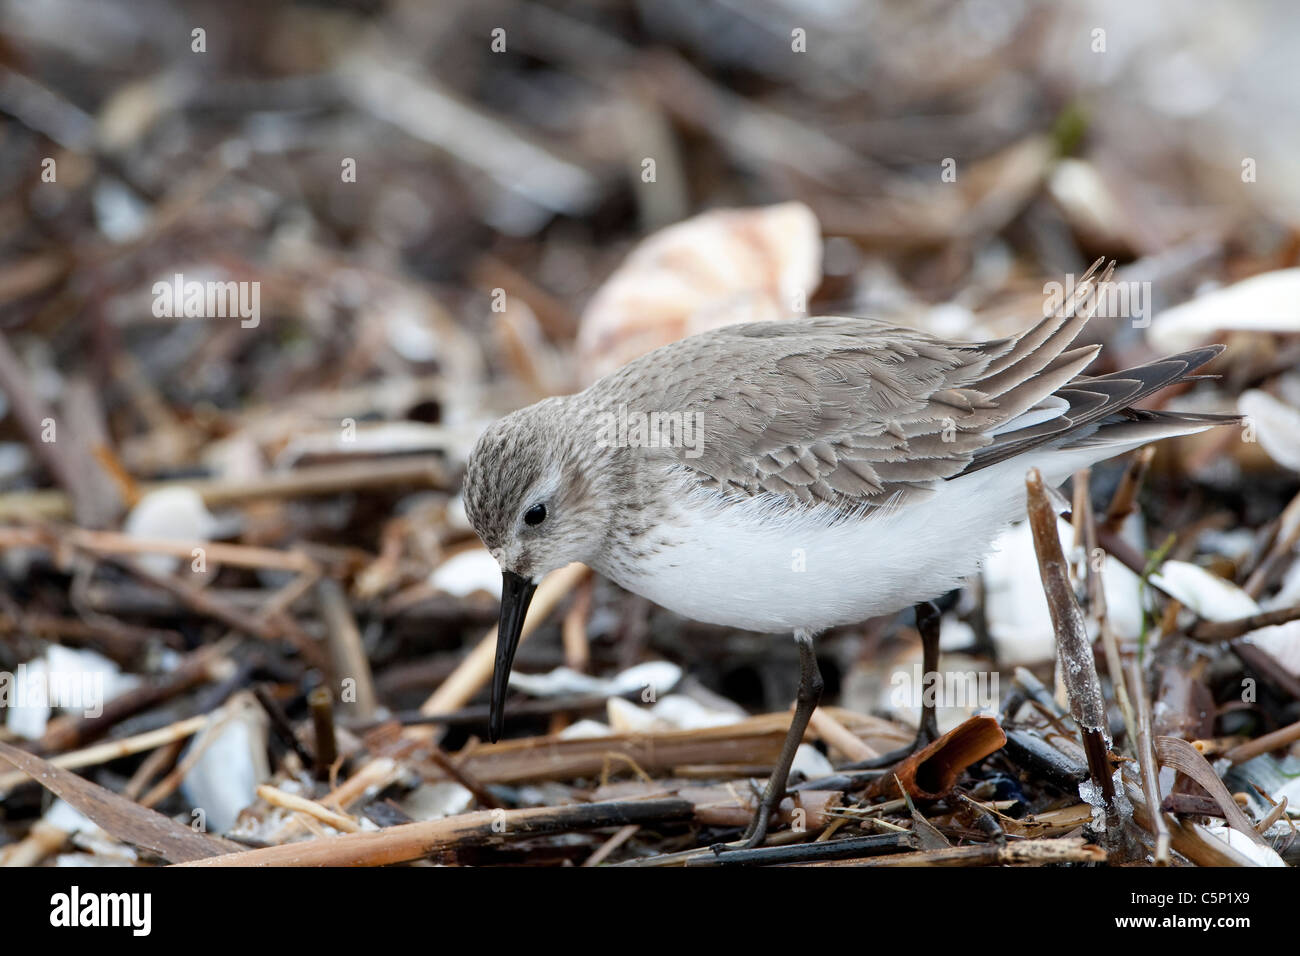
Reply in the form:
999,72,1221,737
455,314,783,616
599,448,1102,634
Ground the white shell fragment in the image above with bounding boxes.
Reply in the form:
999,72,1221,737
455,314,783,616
577,202,823,380
1147,268,1300,351
122,486,219,575
399,782,475,821
429,548,502,598
178,695,269,835
507,661,681,699
2,646,139,739
1148,561,1260,621
1205,824,1287,866
1239,390,1300,472
1241,620,1300,679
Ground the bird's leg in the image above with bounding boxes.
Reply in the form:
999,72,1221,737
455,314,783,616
914,599,941,744
713,630,823,853
842,600,942,770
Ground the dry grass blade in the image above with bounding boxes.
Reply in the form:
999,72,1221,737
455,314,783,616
1154,736,1268,847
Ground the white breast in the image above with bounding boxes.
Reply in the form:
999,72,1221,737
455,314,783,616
599,446,1109,635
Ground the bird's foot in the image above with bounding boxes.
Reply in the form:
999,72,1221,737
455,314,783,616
709,780,777,853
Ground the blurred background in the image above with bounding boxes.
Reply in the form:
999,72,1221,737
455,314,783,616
1,0,1298,862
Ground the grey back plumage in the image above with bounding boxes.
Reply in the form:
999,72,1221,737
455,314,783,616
569,259,1231,516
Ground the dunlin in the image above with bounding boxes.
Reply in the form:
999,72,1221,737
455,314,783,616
464,262,1233,848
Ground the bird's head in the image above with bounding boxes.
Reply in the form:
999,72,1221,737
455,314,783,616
463,397,617,741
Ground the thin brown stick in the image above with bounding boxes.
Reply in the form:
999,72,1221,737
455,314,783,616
122,739,185,802
1075,469,1137,745
256,784,361,833
1223,718,1300,764
0,714,209,794
0,456,449,520
174,798,695,867
582,824,640,866
1243,488,1300,598
308,687,338,778
424,745,502,810
1190,604,1300,641
0,527,318,573
1126,656,1170,864
1102,446,1154,534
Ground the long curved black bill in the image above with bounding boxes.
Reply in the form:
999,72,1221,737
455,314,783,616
490,570,537,743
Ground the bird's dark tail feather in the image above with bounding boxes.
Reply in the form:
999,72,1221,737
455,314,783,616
969,344,1237,470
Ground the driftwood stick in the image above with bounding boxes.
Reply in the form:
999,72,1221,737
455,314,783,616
1243,487,1300,598
794,836,1107,867
0,526,318,573
1230,638,1300,700
0,331,106,527
809,707,880,762
423,745,502,809
1002,729,1089,789
0,740,241,863
692,832,914,867
266,757,404,845
174,798,695,867
1025,469,1118,825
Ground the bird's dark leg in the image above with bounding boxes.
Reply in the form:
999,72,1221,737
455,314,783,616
713,629,823,853
842,600,942,770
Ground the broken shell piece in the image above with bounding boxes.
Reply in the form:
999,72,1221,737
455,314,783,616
1239,390,1300,472
429,548,502,598
178,694,269,835
123,487,218,576
605,693,743,734
1149,561,1260,621
1147,268,1300,351
577,202,822,380
507,661,682,699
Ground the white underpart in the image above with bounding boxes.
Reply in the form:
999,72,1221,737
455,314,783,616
602,429,1210,635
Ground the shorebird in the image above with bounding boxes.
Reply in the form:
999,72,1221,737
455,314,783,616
463,262,1233,849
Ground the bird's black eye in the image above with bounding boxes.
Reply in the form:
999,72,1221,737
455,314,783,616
523,503,547,526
